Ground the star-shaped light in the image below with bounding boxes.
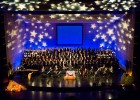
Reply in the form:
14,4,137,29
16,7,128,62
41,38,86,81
104,39,107,42
8,22,11,26
101,34,106,39
37,20,42,23
19,29,23,32
31,23,35,26
121,29,124,34
80,5,88,11
40,15,44,19
30,30,37,37
50,15,56,19
32,17,37,21
88,31,91,33
10,29,17,38
99,26,103,30
122,21,129,30
11,47,15,50
109,41,112,44
109,0,116,3
35,42,38,45
23,35,26,39
7,42,12,48
26,29,29,31
95,1,101,5
122,46,126,50
91,24,96,29
118,48,120,51
45,23,51,27
114,25,117,29
123,41,126,44
111,15,120,20
15,19,23,24
17,34,21,39
42,42,47,47
111,35,116,41
18,49,23,53
107,29,114,36
17,3,26,10
127,41,130,44
38,34,43,40
128,34,133,39
119,38,122,43
97,21,102,23
49,36,52,39
40,26,43,29
22,41,26,46
11,40,15,44
29,38,34,43
17,44,21,48
100,43,104,47
38,39,42,42
93,39,96,42
97,17,102,20
96,34,100,38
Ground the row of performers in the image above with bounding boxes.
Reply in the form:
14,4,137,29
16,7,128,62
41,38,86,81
42,65,114,77
18,64,115,78
23,48,115,57
21,58,119,72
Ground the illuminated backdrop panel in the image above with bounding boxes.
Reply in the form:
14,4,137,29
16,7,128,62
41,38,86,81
57,24,83,45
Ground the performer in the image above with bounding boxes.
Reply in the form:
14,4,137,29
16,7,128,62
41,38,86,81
89,66,94,75
28,72,33,81
82,67,88,77
54,65,59,75
78,66,83,76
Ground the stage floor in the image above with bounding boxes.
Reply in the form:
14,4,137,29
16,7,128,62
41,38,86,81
13,71,123,89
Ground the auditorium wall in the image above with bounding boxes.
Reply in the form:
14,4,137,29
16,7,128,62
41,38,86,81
4,13,134,70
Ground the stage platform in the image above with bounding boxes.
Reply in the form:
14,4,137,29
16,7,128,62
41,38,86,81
11,71,123,92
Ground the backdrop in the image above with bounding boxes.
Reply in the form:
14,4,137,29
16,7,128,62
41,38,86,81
4,12,134,70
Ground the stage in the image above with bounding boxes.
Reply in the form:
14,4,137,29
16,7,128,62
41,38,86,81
2,70,139,100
